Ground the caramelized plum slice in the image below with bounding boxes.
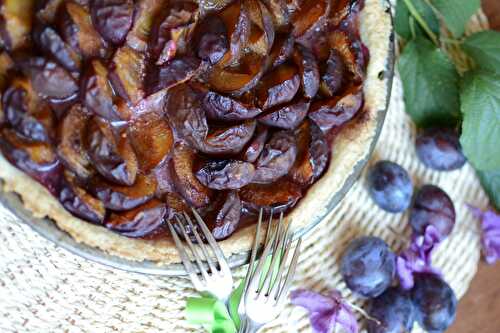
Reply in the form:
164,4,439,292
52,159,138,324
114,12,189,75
0,52,13,91
91,174,157,211
242,124,268,163
60,2,108,59
90,0,134,45
105,199,167,238
265,33,295,70
57,104,94,180
199,0,234,12
165,83,208,145
196,159,255,190
37,0,64,24
245,0,275,56
240,179,302,214
292,45,320,98
212,191,241,240
217,0,251,66
86,117,138,186
126,0,165,52
208,53,264,95
34,26,81,73
329,31,364,82
149,1,198,64
145,55,201,95
330,0,357,28
258,98,309,130
289,120,329,185
253,130,297,184
261,0,290,30
194,15,229,65
109,46,146,104
309,86,363,132
0,128,61,193
128,112,173,173
291,0,330,40
59,171,105,224
256,64,300,110
203,91,262,121
320,50,345,97
82,60,122,121
22,57,79,101
0,0,34,51
171,142,212,208
198,120,256,155
2,78,54,143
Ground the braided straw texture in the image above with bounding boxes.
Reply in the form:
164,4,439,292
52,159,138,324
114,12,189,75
0,7,492,333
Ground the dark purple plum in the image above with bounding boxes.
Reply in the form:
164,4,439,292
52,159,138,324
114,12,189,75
367,161,413,213
416,128,466,171
410,185,455,239
411,273,457,333
340,236,396,298
367,287,415,333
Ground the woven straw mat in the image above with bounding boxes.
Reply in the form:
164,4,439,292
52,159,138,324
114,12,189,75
0,7,493,333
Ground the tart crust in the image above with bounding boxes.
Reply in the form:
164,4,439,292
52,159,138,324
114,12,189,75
0,0,393,264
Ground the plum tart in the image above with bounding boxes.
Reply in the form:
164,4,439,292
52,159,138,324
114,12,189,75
0,0,392,263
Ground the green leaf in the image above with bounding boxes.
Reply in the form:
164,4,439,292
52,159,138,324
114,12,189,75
462,31,500,73
398,37,460,127
432,0,480,37
460,70,500,171
395,0,440,40
477,169,500,211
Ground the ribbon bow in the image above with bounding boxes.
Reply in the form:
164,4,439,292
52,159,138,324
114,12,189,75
186,282,243,333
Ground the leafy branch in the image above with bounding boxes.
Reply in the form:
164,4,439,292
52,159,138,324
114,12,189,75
395,0,500,209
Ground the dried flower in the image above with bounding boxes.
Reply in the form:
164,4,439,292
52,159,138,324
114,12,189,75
396,225,441,289
290,289,358,333
469,206,500,265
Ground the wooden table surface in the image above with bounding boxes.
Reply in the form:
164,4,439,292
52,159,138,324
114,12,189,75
449,3,500,333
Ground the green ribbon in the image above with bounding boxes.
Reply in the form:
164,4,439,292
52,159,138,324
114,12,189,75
186,252,281,333
186,283,243,333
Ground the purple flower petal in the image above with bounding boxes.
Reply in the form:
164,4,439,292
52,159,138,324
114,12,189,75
470,206,500,265
290,289,358,333
290,289,336,313
396,256,415,290
336,302,359,333
310,311,336,333
396,225,441,289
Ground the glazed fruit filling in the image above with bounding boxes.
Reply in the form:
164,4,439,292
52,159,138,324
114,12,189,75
0,0,367,240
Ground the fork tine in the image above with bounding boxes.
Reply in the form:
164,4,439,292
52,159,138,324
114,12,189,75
276,238,302,304
259,214,285,297
248,223,278,296
268,237,292,301
264,213,289,296
166,220,201,286
242,209,263,294
191,208,231,274
183,212,218,275
265,208,274,244
174,215,210,282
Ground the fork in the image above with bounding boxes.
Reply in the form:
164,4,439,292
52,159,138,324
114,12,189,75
237,209,274,330
166,208,233,304
239,212,302,333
